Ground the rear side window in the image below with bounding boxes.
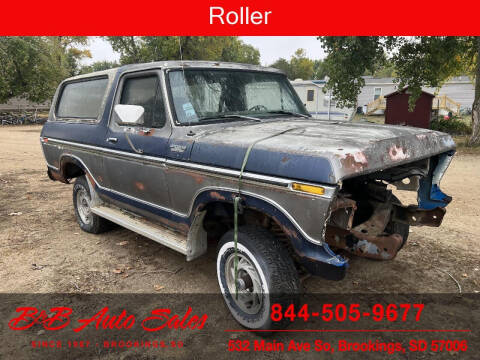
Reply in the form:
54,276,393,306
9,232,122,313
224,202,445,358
56,77,108,119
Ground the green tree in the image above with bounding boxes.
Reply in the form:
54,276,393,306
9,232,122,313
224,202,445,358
364,55,396,78
319,36,480,145
270,58,291,77
289,49,315,80
47,36,91,77
0,36,91,103
105,36,260,65
270,49,316,80
80,60,119,75
313,59,327,80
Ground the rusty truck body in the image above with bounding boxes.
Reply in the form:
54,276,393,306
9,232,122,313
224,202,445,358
40,61,455,330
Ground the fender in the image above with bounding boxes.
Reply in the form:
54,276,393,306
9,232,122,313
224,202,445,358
190,189,348,280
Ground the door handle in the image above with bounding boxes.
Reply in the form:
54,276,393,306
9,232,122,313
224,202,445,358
106,137,118,143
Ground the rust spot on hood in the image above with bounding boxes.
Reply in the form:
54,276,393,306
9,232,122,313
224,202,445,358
135,181,145,191
388,145,408,161
340,152,368,172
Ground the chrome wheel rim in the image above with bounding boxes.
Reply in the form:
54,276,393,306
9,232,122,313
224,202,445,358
76,187,92,225
225,252,263,314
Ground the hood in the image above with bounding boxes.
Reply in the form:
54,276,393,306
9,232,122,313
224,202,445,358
189,119,456,185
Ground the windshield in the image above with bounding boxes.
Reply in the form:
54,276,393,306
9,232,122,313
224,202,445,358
167,69,309,125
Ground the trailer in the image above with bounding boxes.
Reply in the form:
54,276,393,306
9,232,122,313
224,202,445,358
291,79,354,121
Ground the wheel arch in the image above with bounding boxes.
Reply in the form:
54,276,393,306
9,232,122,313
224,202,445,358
48,154,87,184
188,188,348,280
61,156,86,179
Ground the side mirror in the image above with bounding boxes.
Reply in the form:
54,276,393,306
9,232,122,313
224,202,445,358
114,104,144,126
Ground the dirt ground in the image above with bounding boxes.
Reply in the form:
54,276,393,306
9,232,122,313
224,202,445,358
0,125,479,294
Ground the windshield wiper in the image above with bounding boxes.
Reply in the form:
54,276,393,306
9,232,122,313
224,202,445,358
266,110,310,118
197,114,261,122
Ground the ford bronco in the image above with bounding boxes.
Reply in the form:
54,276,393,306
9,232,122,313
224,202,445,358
41,61,455,330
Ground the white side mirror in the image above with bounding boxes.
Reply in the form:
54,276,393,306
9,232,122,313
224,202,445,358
114,104,144,126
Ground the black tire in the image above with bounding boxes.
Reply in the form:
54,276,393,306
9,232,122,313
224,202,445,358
216,225,299,330
73,175,110,234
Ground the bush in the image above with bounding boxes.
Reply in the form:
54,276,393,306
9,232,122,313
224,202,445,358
430,116,472,135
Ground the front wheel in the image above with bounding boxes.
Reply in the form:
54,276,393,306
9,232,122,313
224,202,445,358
216,225,299,330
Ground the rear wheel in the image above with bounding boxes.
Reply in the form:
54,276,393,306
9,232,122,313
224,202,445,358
216,225,299,330
73,176,110,234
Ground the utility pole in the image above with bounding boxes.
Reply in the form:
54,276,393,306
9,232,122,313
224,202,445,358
325,76,331,121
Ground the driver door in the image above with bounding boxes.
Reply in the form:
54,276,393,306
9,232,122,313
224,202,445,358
102,70,173,215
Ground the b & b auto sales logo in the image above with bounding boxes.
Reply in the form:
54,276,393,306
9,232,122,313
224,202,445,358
9,306,207,332
5,301,474,355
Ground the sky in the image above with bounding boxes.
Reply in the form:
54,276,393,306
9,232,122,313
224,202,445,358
241,36,325,65
83,36,326,66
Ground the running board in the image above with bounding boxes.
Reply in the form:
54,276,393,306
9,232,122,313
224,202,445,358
91,205,188,255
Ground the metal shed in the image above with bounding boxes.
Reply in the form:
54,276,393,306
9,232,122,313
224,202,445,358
385,87,435,129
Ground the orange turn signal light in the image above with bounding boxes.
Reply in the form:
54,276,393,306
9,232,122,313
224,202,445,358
291,183,325,196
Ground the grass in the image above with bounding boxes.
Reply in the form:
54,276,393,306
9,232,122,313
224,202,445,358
453,136,480,155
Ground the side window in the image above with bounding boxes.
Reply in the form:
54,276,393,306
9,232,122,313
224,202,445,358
307,89,314,102
120,75,166,128
56,77,108,119
374,87,382,100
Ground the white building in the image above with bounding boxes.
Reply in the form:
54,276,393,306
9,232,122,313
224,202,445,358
357,76,475,114
291,79,354,121
292,75,475,118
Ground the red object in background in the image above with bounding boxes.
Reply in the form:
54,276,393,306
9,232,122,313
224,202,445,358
384,88,435,129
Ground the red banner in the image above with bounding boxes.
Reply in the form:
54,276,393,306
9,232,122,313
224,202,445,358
2,0,480,35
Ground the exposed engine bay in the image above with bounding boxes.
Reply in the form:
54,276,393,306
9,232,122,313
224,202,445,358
326,151,454,260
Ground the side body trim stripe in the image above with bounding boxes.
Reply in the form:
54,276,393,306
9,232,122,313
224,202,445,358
41,137,337,198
